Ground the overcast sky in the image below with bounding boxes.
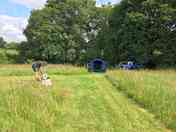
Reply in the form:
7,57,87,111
0,0,121,42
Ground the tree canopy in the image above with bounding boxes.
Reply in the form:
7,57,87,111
21,0,176,67
95,0,176,66
24,0,103,64
0,37,6,48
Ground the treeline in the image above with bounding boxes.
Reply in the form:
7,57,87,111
20,0,109,64
0,37,19,64
5,0,176,67
97,0,176,67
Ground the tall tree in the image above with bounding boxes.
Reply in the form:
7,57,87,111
97,0,176,66
0,37,6,48
24,0,101,64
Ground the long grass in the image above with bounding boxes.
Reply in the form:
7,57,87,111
0,64,88,76
0,65,169,131
107,70,176,131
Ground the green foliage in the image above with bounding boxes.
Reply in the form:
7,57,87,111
96,0,176,66
18,0,176,67
23,0,102,64
4,42,19,49
87,5,113,61
0,48,19,64
0,37,6,48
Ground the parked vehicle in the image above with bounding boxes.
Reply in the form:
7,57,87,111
119,61,143,70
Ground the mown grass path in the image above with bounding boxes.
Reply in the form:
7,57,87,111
0,73,169,132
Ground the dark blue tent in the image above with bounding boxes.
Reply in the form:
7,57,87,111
87,59,107,72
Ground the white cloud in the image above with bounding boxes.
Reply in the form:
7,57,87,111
0,15,27,42
0,0,47,42
0,0,120,42
11,0,47,9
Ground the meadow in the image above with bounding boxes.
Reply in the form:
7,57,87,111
107,70,176,131
0,65,174,132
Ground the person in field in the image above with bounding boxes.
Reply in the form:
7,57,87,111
32,61,52,86
32,61,47,81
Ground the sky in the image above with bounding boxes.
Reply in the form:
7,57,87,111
0,0,121,42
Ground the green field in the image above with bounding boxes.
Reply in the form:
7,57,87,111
0,65,174,132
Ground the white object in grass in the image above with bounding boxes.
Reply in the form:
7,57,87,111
42,79,52,87
42,73,48,80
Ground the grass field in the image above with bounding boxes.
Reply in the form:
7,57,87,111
107,70,176,131
0,65,174,132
